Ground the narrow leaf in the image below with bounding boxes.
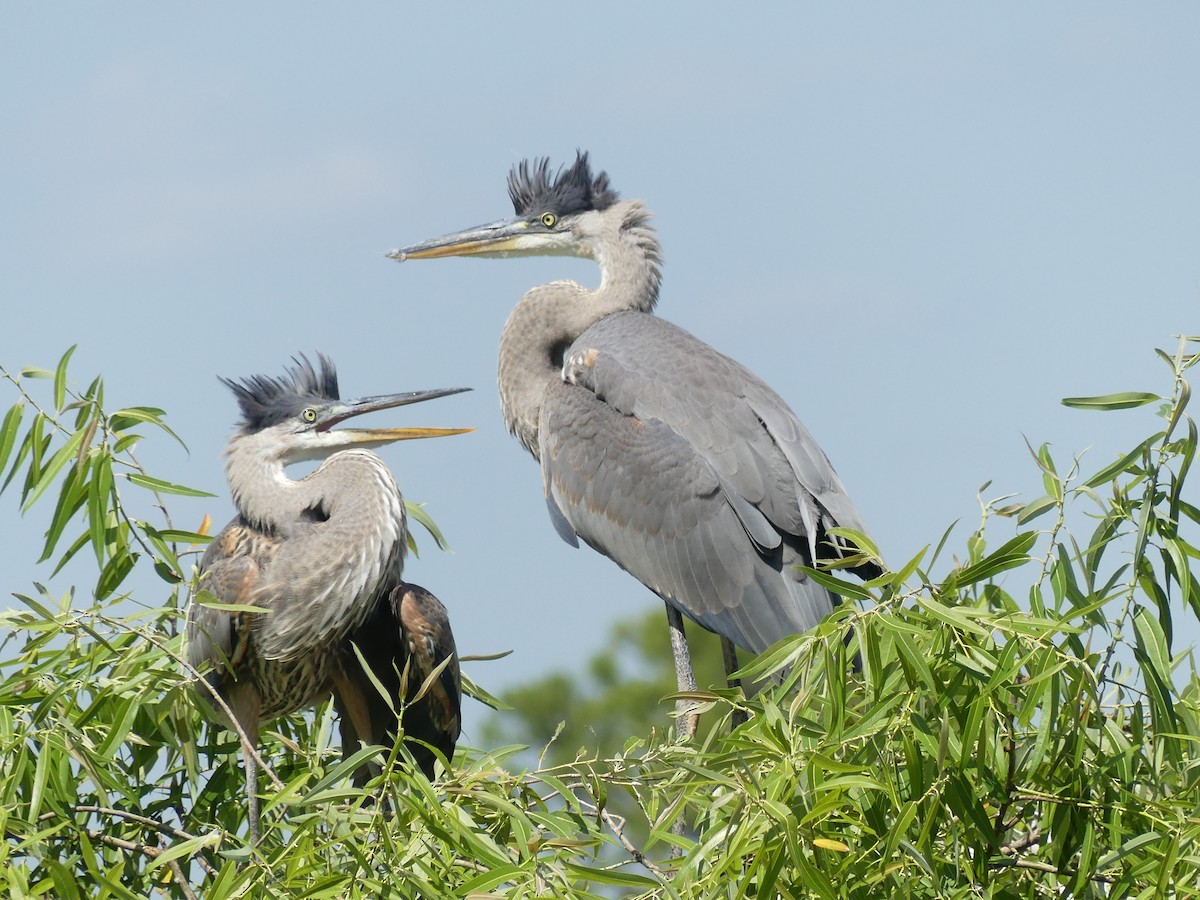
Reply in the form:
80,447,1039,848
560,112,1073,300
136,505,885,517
1083,435,1159,489
796,566,871,601
0,402,24,477
22,425,87,512
88,449,113,565
108,406,186,448
124,472,215,497
405,500,450,552
1016,495,1058,525
53,345,77,412
1062,391,1160,411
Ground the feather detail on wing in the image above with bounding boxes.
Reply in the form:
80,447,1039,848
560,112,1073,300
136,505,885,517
540,311,874,652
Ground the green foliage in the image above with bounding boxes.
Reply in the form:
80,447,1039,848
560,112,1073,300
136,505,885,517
480,608,732,762
1,340,1199,897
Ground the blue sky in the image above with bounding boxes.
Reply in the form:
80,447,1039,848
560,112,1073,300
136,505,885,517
2,5,1197,737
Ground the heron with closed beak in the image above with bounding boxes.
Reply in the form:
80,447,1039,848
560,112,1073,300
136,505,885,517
389,153,878,735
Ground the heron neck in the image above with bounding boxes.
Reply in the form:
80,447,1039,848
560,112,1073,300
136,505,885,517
218,434,409,662
222,433,405,544
593,199,662,317
223,434,305,531
497,200,662,458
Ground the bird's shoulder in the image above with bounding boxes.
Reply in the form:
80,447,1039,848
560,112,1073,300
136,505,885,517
199,518,282,595
188,519,276,683
567,311,783,426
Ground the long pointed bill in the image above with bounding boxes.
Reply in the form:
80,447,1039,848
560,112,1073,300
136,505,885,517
386,217,578,261
337,425,474,443
319,387,474,443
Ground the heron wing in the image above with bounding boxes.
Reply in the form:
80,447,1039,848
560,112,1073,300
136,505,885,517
565,311,873,558
396,584,462,765
337,582,461,780
187,518,272,687
541,379,836,653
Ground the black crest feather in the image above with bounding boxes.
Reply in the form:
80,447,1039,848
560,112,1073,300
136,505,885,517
508,151,618,218
221,353,340,432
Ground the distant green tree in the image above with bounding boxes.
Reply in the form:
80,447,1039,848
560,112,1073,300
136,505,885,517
2,339,1198,898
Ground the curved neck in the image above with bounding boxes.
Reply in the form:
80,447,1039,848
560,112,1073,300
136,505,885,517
219,433,409,660
497,200,662,457
223,432,303,531
223,432,404,541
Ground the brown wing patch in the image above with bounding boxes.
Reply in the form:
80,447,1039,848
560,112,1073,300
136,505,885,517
397,584,462,747
195,524,282,676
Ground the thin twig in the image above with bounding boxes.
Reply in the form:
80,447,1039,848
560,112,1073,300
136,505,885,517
73,804,198,842
1000,828,1041,856
994,856,1117,884
165,857,201,900
61,804,219,878
83,828,163,857
599,808,669,880
78,826,207,896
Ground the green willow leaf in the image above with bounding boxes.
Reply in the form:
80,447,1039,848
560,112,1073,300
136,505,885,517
943,531,1038,590
50,528,92,577
562,861,659,888
52,345,77,413
153,529,212,544
21,425,88,513
1016,495,1058,525
404,499,450,553
1084,434,1160,489
123,472,215,498
796,566,871,601
108,405,186,448
39,460,89,562
88,449,113,565
0,401,24,477
1062,391,1160,410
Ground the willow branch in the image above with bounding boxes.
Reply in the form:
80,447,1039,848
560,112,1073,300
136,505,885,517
599,808,669,880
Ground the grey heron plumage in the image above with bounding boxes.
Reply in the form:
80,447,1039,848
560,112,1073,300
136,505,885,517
390,153,876,730
186,354,469,842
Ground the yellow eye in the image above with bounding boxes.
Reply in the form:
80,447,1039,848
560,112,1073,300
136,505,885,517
301,408,318,423
540,212,557,228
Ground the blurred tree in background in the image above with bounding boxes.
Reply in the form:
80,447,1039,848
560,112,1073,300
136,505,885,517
1,339,1198,898
480,607,729,763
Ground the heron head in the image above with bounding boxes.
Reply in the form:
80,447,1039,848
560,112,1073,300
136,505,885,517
220,354,472,464
387,151,621,264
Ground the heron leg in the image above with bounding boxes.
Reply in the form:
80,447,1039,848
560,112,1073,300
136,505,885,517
229,682,261,845
721,637,747,728
332,666,379,786
664,603,698,851
244,753,258,847
664,603,699,741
